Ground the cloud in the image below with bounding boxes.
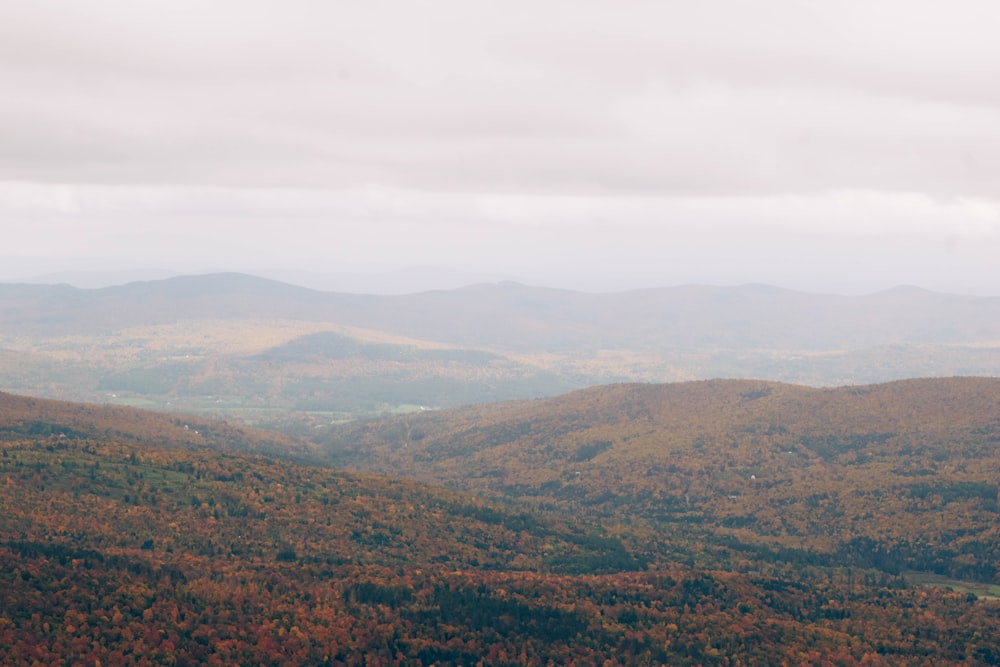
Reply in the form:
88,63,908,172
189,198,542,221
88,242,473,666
1,0,998,195
2,181,996,292
2,1,999,293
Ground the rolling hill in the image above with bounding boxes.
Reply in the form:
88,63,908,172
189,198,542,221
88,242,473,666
4,391,1000,664
321,377,1000,583
0,391,312,459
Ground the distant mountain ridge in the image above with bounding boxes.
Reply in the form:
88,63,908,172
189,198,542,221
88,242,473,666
9,265,504,293
1,272,997,349
0,273,997,417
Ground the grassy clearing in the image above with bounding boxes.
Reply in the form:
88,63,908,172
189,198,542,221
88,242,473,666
906,571,1000,600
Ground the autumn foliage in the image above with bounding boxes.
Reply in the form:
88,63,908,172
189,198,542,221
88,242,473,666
3,386,1000,664
324,378,1000,583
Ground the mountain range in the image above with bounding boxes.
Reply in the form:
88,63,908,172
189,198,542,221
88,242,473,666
2,272,998,348
0,273,997,422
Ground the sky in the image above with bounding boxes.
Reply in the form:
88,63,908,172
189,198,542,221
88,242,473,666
1,0,999,294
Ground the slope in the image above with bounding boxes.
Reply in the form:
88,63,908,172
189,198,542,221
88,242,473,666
4,392,1000,664
0,391,313,459
322,377,1000,582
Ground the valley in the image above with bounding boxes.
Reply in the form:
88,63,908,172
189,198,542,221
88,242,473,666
1,274,998,424
8,0,1000,662
2,274,1000,663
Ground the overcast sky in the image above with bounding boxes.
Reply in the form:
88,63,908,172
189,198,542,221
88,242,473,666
2,0,999,294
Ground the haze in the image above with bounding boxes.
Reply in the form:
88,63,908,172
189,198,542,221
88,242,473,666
2,0,998,294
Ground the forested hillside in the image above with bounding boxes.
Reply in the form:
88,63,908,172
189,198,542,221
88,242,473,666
322,377,1000,584
4,392,1000,664
0,391,312,459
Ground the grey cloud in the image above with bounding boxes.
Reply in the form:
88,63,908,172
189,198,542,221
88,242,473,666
2,0,1000,197
2,0,1000,295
